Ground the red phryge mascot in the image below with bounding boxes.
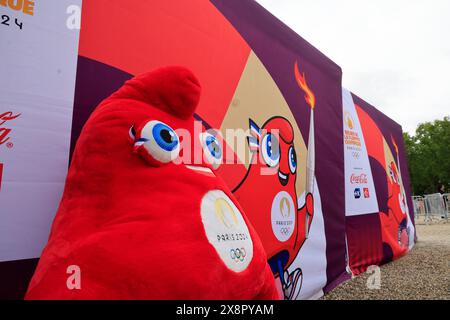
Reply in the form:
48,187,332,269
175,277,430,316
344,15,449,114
380,138,410,261
26,66,278,300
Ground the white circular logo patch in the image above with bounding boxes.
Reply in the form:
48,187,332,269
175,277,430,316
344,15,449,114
200,190,253,272
271,191,296,242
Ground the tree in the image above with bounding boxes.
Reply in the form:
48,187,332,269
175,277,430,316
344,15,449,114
403,117,450,195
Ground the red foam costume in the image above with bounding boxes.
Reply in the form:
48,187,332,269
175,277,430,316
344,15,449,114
26,66,278,300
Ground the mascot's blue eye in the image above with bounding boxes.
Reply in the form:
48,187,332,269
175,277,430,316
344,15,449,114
205,135,222,159
152,123,179,151
288,146,297,174
136,120,180,164
201,132,222,169
261,133,280,167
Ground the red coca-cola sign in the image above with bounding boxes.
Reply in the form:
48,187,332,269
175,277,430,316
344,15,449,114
350,173,368,184
0,111,21,146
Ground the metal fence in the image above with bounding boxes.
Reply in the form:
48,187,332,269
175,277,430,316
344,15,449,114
412,193,449,223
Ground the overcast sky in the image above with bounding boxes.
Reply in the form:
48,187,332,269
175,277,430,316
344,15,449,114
255,0,450,134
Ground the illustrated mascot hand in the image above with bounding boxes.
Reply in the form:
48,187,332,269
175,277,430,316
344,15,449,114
25,66,279,300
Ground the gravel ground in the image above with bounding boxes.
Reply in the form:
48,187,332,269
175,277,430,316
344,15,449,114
325,221,450,300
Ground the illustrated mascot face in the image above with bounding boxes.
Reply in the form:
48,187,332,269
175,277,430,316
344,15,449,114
233,116,314,300
25,66,278,300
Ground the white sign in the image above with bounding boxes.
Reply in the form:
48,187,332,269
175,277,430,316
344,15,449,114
0,0,81,261
342,88,379,216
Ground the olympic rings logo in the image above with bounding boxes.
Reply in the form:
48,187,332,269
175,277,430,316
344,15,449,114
280,227,290,235
230,248,246,262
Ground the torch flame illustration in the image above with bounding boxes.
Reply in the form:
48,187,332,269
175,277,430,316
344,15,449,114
391,134,399,157
294,61,316,222
390,134,402,185
294,61,316,110
390,136,413,249
390,135,402,179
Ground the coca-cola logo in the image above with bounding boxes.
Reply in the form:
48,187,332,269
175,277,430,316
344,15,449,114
0,111,21,147
350,173,368,184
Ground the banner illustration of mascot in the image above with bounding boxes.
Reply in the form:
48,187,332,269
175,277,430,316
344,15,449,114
210,0,346,299
344,90,415,274
381,136,414,259
217,52,327,300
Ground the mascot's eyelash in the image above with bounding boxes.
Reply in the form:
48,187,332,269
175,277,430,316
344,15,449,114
248,119,261,153
129,126,136,139
249,119,261,138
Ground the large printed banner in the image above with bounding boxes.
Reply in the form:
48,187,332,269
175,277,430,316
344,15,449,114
68,0,347,300
0,0,414,299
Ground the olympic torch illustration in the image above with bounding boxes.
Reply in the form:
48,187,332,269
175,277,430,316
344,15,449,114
391,135,410,216
391,135,400,178
294,61,316,237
